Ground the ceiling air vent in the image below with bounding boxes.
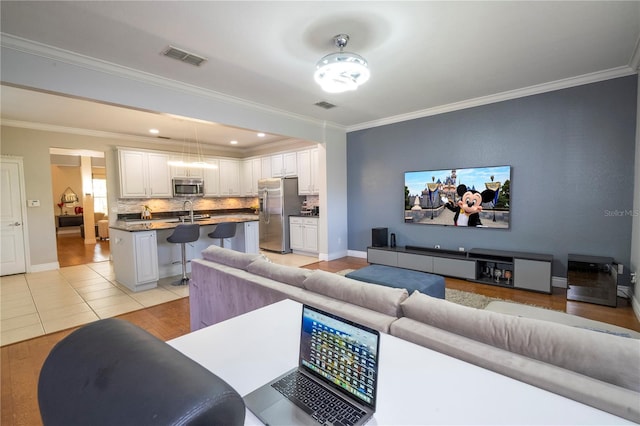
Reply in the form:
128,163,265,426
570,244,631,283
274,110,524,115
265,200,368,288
162,45,207,67
314,101,336,110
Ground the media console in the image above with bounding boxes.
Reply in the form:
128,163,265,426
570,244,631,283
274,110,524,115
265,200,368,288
367,245,553,293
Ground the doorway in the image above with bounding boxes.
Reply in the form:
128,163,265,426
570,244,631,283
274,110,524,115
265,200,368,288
50,149,110,267
0,156,29,275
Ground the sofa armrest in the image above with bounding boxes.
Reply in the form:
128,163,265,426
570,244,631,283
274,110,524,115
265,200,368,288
38,318,246,425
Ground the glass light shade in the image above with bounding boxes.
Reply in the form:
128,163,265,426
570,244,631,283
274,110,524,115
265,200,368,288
314,52,370,93
167,160,218,169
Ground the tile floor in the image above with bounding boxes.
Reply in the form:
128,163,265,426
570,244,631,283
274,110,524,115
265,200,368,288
0,251,317,346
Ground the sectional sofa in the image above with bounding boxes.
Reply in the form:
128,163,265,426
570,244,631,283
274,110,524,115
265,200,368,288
189,245,640,422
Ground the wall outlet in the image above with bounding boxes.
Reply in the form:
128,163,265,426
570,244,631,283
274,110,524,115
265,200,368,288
631,273,637,285
27,199,40,207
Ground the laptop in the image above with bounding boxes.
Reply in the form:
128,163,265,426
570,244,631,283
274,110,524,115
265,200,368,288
244,304,380,426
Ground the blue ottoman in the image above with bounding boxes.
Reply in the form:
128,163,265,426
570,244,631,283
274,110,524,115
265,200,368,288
345,265,445,299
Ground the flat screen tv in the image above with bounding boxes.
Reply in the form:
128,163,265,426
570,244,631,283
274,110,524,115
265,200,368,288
404,165,510,228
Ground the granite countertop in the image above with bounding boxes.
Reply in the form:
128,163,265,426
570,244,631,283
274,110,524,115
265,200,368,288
111,214,259,232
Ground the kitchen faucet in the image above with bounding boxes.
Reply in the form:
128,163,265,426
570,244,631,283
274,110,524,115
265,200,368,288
183,200,194,223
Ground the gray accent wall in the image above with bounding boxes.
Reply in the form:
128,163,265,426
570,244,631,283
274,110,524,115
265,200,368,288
347,76,637,276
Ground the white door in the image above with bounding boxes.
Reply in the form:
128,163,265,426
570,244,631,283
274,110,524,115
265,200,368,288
1,158,27,275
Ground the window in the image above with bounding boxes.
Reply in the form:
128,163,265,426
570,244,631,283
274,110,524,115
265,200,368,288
92,178,107,214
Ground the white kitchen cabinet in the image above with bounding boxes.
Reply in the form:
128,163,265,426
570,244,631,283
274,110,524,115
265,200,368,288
271,152,297,177
202,157,220,196
290,218,305,250
297,148,319,195
289,216,318,254
243,221,259,254
118,149,172,198
111,228,159,291
219,159,241,196
260,156,272,178
169,156,204,179
241,158,262,196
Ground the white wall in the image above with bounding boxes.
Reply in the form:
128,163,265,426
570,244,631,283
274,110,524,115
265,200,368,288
318,125,348,260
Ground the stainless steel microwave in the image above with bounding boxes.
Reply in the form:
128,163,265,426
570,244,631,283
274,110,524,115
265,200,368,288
172,178,204,197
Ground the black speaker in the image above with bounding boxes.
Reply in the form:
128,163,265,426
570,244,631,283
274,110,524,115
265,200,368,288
371,228,388,247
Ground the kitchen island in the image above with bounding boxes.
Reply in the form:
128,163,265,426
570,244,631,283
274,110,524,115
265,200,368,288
110,214,259,291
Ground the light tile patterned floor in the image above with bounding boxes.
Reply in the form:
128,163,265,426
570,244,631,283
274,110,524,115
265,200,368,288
0,252,316,346
0,262,188,346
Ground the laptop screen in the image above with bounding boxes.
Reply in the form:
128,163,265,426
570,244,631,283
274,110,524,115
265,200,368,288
299,305,380,410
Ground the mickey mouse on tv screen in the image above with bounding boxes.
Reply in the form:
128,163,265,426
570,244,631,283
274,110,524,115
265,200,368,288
445,184,496,227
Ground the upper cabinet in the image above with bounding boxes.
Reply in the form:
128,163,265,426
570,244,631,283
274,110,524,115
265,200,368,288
260,156,272,179
271,152,297,177
219,159,241,196
241,158,262,196
202,158,221,197
117,147,319,199
169,156,204,179
297,148,319,195
118,149,172,198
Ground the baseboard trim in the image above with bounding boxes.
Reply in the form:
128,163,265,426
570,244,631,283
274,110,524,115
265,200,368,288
347,250,367,259
552,276,567,289
632,293,640,323
29,262,59,273
319,250,349,262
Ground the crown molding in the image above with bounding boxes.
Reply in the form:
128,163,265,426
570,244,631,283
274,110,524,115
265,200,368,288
347,66,638,132
0,119,243,155
0,33,347,134
1,118,310,157
2,33,635,136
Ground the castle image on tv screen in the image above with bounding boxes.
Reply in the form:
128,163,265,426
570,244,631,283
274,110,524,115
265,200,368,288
404,165,511,229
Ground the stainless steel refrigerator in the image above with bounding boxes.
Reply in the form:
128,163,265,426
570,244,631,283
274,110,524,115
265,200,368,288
258,177,303,253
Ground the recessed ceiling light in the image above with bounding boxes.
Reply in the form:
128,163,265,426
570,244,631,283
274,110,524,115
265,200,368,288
230,140,238,145
149,128,159,134
257,133,265,137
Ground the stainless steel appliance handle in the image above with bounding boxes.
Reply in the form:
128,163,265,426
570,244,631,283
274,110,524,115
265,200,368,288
263,189,270,224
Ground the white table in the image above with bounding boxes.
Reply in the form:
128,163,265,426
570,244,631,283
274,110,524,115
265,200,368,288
168,300,632,425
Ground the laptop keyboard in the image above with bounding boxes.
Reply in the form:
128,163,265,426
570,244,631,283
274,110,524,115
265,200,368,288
272,371,367,426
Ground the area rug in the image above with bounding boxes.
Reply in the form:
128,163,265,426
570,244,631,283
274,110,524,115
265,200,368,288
444,288,504,309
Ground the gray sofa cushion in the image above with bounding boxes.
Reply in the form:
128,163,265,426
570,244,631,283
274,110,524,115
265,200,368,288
201,245,264,270
303,270,408,317
390,318,640,423
247,259,312,288
191,259,397,333
400,291,640,392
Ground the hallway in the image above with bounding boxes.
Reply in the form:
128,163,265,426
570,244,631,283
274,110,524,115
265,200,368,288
56,232,110,267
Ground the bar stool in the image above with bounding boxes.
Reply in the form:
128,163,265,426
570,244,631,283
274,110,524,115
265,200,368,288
208,222,236,248
166,223,200,285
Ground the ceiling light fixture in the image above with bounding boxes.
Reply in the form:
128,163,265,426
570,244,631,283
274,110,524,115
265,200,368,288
149,128,159,134
314,34,370,94
167,124,218,169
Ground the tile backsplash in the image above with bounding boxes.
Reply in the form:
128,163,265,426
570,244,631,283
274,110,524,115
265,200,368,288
117,197,258,215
